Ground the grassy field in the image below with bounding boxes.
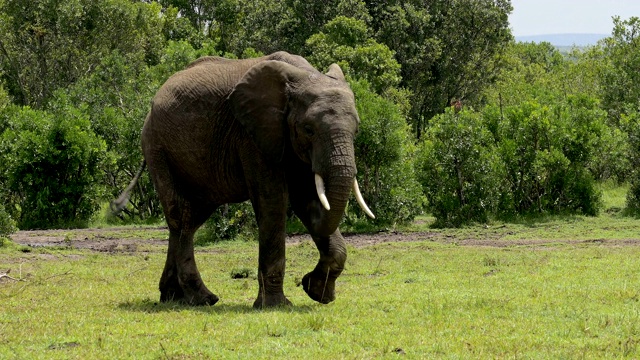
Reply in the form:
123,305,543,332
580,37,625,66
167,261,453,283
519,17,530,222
1,186,639,358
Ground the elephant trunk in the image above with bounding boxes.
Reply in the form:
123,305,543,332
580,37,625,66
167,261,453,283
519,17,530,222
310,132,357,236
315,167,354,236
316,174,374,218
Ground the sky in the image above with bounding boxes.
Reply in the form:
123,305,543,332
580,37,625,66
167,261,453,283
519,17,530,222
510,0,640,36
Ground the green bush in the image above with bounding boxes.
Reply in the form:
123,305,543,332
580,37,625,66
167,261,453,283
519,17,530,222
0,106,108,229
0,203,17,238
195,202,257,245
416,108,504,227
417,97,605,227
485,97,602,216
349,79,424,226
589,124,630,183
623,111,640,214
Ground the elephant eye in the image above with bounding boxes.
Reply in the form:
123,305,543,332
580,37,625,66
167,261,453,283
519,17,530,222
303,124,315,136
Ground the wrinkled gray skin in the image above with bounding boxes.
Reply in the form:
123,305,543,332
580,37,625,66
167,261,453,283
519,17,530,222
141,52,360,308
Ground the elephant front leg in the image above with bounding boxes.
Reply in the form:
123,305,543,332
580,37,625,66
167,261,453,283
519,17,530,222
252,212,292,308
302,230,347,304
251,195,292,308
253,245,292,308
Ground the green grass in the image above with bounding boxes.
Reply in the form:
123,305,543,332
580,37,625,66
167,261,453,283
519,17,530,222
2,230,640,358
2,185,639,358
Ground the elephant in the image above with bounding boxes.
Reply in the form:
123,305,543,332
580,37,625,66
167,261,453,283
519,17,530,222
114,51,374,308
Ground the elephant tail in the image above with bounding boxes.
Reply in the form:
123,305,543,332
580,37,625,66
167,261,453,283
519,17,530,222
110,160,147,215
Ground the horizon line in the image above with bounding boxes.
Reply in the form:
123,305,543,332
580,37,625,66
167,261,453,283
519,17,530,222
514,32,609,37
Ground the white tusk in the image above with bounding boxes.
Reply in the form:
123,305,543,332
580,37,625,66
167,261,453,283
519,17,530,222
315,174,331,211
353,179,375,219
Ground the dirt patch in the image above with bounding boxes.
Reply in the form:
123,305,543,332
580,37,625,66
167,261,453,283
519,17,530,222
9,227,640,252
287,231,439,247
11,228,441,251
10,227,168,253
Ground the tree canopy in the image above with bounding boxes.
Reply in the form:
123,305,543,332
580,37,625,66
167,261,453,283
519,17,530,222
1,1,639,231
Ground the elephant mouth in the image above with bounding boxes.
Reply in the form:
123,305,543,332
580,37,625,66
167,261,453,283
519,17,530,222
314,173,374,219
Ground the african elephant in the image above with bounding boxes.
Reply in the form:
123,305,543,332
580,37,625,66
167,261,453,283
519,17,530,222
114,51,374,308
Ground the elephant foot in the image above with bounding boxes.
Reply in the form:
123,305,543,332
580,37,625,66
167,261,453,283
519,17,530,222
160,287,185,303
159,273,186,302
160,281,219,306
302,270,336,304
182,287,219,306
253,293,292,309
253,270,291,308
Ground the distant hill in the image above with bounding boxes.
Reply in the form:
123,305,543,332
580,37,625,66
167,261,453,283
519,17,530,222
515,33,608,47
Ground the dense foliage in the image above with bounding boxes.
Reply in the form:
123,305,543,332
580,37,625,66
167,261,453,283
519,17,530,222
0,104,108,228
350,79,423,226
416,108,503,227
195,202,257,245
0,203,16,241
624,112,640,214
0,1,638,231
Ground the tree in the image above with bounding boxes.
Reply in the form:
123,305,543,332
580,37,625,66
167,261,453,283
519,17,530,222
483,42,565,107
484,97,603,216
277,0,371,54
0,83,10,133
158,0,243,53
55,39,216,222
599,16,640,125
0,0,168,108
0,85,16,236
588,16,640,214
366,0,513,138
305,16,401,93
0,203,16,239
484,41,629,184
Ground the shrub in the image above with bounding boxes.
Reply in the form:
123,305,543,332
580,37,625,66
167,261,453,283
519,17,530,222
623,111,640,214
589,125,630,183
0,203,17,238
485,97,602,216
416,108,504,227
305,16,401,94
0,106,108,229
417,97,604,227
195,202,257,245
349,79,424,226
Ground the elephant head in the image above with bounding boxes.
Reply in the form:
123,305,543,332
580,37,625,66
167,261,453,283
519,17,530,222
229,55,373,236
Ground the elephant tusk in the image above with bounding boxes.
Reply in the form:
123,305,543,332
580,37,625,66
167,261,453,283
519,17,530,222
315,174,331,211
353,179,375,219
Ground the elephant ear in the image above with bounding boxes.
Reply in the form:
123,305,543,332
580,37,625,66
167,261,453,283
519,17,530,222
326,63,345,80
230,60,308,163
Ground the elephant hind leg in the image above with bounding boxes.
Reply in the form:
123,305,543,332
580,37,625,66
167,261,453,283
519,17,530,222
159,231,217,306
148,155,218,305
159,248,184,302
160,209,219,306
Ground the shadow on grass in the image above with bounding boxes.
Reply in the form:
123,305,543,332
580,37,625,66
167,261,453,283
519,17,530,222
117,297,316,314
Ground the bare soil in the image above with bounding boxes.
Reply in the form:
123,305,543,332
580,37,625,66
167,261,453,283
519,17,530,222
8,227,640,253
8,227,168,253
